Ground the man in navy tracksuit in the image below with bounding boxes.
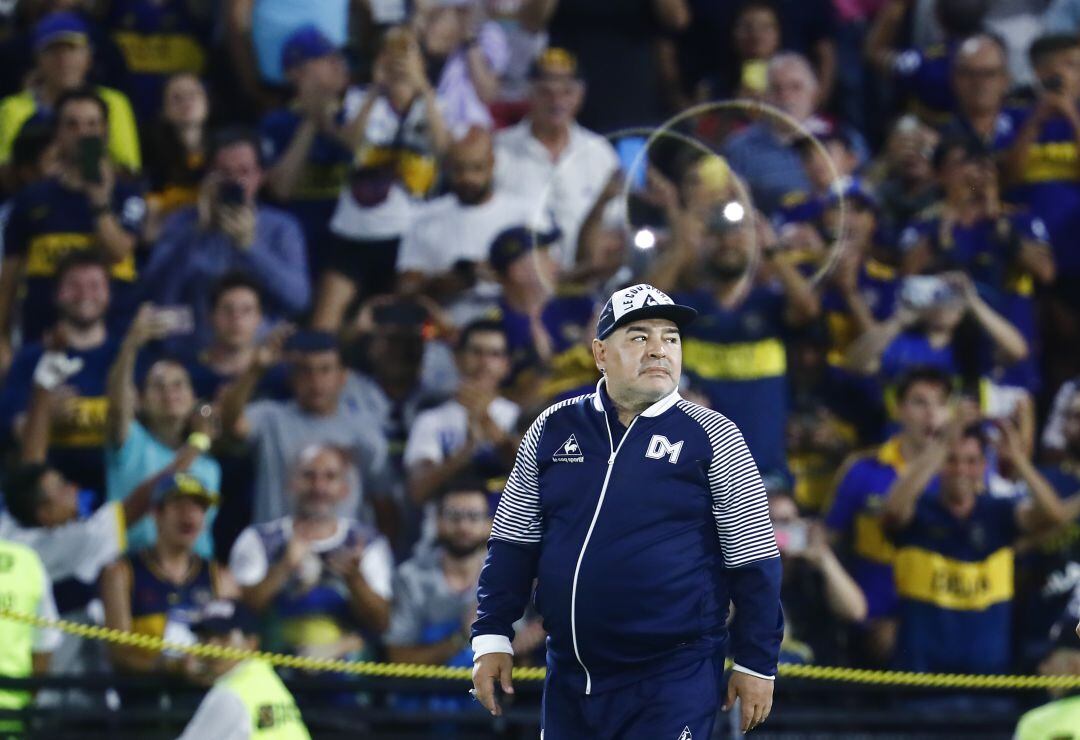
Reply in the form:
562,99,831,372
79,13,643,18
471,283,783,738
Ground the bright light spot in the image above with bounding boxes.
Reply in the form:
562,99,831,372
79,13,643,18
722,201,745,223
634,228,656,250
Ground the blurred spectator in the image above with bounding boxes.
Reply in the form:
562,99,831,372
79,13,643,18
1003,33,1080,386
0,252,118,497
0,538,60,733
105,304,221,558
488,226,598,407
219,330,389,525
774,131,860,234
142,73,210,240
223,0,349,110
723,53,862,215
385,479,491,669
485,0,549,126
261,26,357,275
140,128,310,347
826,366,951,664
184,273,288,402
770,494,866,665
881,419,1066,674
1043,379,1080,460
520,0,690,130
492,48,619,269
415,0,509,136
844,272,1029,385
2,350,195,609
899,136,1054,390
865,0,990,126
104,0,214,123
397,127,540,303
229,444,393,658
0,89,147,352
404,320,518,538
941,34,1013,148
704,0,784,103
649,207,820,487
867,115,940,238
0,12,141,172
176,600,311,739
100,474,235,674
316,26,449,331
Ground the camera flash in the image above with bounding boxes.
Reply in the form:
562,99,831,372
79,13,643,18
634,228,656,250
722,201,745,223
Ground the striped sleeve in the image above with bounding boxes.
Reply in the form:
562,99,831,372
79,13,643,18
679,402,779,567
490,394,587,544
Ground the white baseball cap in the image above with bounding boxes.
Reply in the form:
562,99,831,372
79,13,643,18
595,284,697,340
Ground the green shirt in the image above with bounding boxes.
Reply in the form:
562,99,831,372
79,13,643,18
0,539,57,717
181,659,311,740
1014,695,1080,739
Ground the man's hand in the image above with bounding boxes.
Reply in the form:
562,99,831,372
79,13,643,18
33,352,84,391
724,670,774,733
471,652,514,717
219,205,256,249
284,535,312,572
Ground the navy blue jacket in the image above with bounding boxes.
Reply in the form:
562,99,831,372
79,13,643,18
472,379,783,694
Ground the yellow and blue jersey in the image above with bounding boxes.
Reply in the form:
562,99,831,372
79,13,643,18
495,292,599,404
2,177,146,342
891,484,1019,673
1002,108,1080,277
0,339,118,496
106,0,212,122
673,286,790,479
825,439,906,618
820,258,899,369
116,548,223,658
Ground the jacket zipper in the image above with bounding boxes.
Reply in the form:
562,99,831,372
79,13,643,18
569,408,637,695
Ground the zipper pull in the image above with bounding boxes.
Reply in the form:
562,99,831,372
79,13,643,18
608,452,615,465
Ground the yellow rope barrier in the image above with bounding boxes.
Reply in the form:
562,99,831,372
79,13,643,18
3,606,1079,689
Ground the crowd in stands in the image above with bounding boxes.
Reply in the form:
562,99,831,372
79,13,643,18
3,0,1080,726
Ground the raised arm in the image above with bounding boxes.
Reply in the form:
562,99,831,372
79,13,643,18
844,307,916,375
881,436,948,531
949,272,1029,363
105,305,171,447
864,0,908,74
21,353,86,463
219,323,292,441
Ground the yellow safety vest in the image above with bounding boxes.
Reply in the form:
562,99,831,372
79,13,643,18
1014,695,1080,739
218,660,311,740
0,540,47,727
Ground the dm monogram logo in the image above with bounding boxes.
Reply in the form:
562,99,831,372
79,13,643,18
646,434,683,464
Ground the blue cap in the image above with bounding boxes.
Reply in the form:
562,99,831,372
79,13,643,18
33,12,89,52
281,25,337,72
488,225,561,275
826,176,879,211
151,473,217,508
595,283,697,340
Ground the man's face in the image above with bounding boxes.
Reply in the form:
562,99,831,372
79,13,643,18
896,381,950,443
593,318,682,407
503,246,560,292
767,62,816,122
56,264,109,329
293,448,349,519
437,491,492,558
938,147,988,201
802,140,856,191
704,224,752,281
823,201,876,246
211,287,262,350
38,41,90,92
36,470,79,527
296,54,348,97
733,7,780,60
528,76,584,130
457,330,510,387
142,360,195,423
290,350,345,415
953,39,1009,116
155,496,207,549
447,139,495,206
56,99,106,161
213,143,263,203
1063,394,1080,459
1037,47,1080,100
941,436,986,505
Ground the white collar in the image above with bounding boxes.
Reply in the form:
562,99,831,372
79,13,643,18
591,376,682,418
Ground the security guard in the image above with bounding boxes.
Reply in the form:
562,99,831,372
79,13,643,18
471,284,784,737
0,538,61,731
178,600,310,740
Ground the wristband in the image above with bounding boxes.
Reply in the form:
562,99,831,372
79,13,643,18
186,432,211,452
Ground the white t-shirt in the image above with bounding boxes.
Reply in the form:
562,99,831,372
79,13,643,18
403,397,520,469
229,516,394,601
493,119,619,267
395,192,541,275
0,501,125,584
177,680,251,740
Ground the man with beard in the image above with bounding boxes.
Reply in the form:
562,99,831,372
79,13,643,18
229,444,393,660
648,206,820,489
0,251,119,497
396,127,546,303
385,479,493,671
